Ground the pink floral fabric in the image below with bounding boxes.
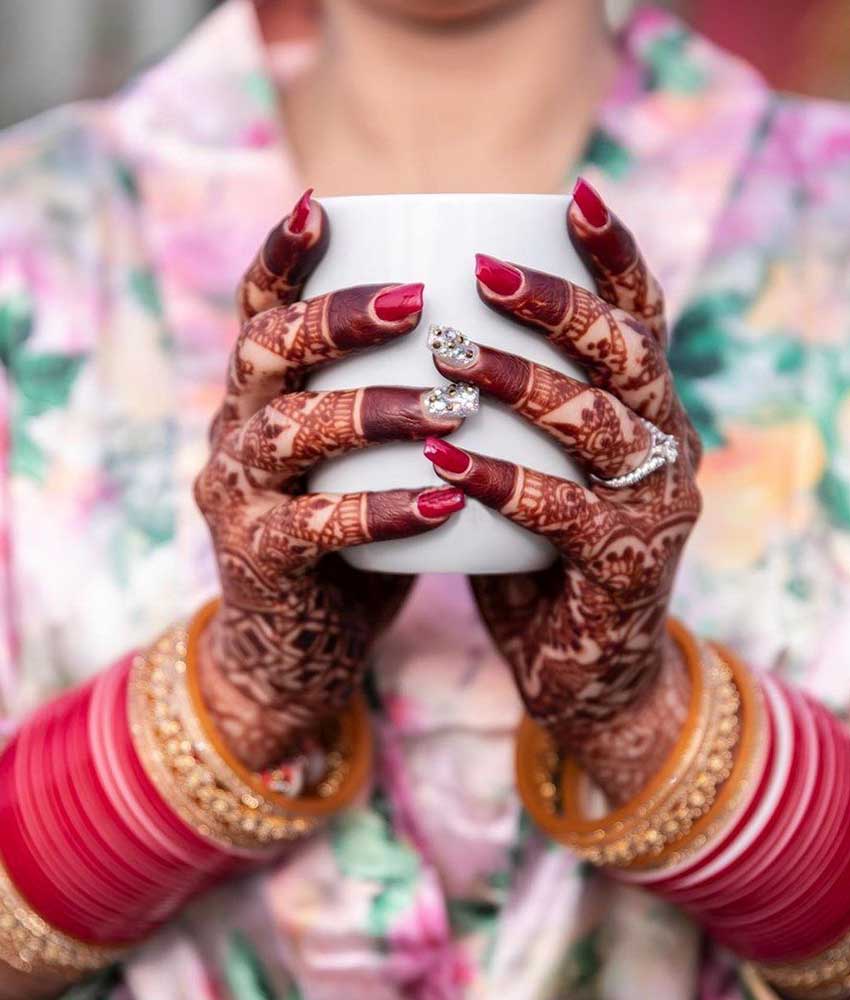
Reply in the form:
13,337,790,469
1,3,849,997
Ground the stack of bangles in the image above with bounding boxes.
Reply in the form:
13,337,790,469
517,619,850,1000
1,606,849,1000
0,600,371,996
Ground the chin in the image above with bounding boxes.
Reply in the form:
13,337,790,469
364,0,526,26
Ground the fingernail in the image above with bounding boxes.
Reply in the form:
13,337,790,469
428,324,479,368
374,282,425,322
424,383,479,418
417,487,466,519
288,187,314,234
571,177,609,228
424,436,471,474
475,254,523,296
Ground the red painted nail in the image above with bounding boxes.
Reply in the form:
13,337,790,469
572,177,609,228
374,282,425,322
417,487,465,519
475,254,523,296
424,436,470,474
288,187,314,234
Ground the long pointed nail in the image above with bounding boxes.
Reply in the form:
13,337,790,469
417,487,465,519
374,282,425,322
475,254,523,296
424,436,471,474
288,187,314,234
571,178,609,228
428,324,479,369
423,383,479,418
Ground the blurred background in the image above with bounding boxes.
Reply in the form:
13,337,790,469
1,0,849,130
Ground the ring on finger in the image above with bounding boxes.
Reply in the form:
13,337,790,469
591,417,679,489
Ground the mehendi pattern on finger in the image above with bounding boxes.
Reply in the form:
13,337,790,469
568,194,668,348
455,427,700,803
237,198,329,323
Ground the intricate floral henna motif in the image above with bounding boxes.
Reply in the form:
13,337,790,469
195,197,465,770
569,178,668,348
428,190,703,804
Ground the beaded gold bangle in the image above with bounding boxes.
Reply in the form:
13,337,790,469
754,930,850,999
515,619,746,867
0,865,120,984
627,639,768,872
129,600,372,853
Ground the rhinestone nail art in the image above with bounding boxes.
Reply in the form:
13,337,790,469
427,324,479,368
424,382,480,418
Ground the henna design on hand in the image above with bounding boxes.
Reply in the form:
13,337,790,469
196,194,466,770
426,187,702,803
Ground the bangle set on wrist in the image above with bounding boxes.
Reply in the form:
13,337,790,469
0,600,371,986
3,600,850,1000
516,617,850,1000
516,620,752,867
130,599,370,852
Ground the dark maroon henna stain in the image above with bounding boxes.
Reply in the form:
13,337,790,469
196,212,454,770
568,177,668,349
431,226,704,804
434,343,651,481
238,189,330,323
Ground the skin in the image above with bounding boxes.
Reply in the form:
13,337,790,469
431,199,702,803
275,0,616,194
196,198,468,768
199,0,699,802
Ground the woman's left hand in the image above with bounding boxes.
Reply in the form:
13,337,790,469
426,180,702,804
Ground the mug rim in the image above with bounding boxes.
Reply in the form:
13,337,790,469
316,192,574,205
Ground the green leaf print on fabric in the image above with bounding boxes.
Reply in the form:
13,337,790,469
57,966,124,999
225,933,279,1000
581,129,633,180
331,807,422,939
0,290,85,482
129,268,164,318
669,293,746,451
0,291,33,367
644,29,709,94
818,470,850,532
546,927,603,999
112,159,140,201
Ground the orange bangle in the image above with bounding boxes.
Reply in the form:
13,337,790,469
186,599,372,820
628,638,767,871
515,619,747,866
131,602,371,852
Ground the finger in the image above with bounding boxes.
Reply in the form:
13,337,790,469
473,253,675,428
429,332,650,482
567,178,667,349
221,282,425,427
267,487,466,565
237,188,330,323
232,384,478,487
422,436,622,561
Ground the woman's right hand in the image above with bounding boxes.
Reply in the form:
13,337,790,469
194,191,468,771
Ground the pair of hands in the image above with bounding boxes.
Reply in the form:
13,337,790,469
194,181,702,801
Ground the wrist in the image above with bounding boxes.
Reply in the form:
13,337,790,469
197,607,316,771
555,627,692,806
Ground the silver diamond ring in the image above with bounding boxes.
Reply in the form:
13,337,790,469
591,418,679,489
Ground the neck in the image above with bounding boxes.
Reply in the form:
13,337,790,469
278,0,617,195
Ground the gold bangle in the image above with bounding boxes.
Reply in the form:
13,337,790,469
0,864,120,981
515,620,745,867
129,600,372,852
629,640,768,872
755,930,850,999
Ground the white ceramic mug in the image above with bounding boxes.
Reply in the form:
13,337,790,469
305,193,592,574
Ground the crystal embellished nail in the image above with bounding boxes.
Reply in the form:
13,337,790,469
427,324,479,368
424,382,479,418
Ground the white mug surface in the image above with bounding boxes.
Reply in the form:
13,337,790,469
305,193,592,574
